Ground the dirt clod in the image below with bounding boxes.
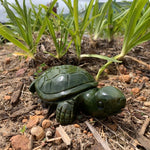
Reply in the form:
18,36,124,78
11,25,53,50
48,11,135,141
10,135,30,150
119,74,131,83
131,87,140,95
26,115,40,129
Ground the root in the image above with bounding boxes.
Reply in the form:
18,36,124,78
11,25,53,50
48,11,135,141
125,55,150,70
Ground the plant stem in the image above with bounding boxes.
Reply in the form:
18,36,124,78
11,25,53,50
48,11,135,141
95,53,124,81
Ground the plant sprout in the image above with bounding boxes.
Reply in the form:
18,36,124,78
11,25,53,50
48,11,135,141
93,0,112,40
41,4,73,59
61,0,101,59
0,0,56,58
94,0,150,81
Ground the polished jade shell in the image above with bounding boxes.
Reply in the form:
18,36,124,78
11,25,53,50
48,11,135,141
31,65,97,102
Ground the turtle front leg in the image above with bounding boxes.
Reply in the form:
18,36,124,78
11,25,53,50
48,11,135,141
56,99,76,125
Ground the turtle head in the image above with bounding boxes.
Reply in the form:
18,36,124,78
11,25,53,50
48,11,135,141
81,86,126,118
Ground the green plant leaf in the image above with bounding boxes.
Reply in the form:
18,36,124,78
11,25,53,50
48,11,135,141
93,0,112,40
0,25,33,57
80,54,121,63
81,0,95,29
3,0,27,41
123,0,148,50
20,125,26,133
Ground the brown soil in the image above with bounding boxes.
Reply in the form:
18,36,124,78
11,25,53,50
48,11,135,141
0,37,150,150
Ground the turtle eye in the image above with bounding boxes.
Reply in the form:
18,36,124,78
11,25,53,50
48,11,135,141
98,101,104,108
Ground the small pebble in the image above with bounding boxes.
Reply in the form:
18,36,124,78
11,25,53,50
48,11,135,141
42,119,52,129
4,95,11,100
83,130,87,134
22,119,28,123
131,88,140,95
136,96,146,101
74,124,80,128
119,75,131,83
31,126,45,140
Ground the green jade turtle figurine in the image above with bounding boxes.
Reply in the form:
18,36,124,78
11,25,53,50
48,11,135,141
29,65,126,125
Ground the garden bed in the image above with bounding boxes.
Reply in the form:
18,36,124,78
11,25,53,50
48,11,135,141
0,37,150,150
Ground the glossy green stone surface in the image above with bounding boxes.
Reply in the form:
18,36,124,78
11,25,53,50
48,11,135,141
78,86,126,118
29,65,126,125
30,65,97,102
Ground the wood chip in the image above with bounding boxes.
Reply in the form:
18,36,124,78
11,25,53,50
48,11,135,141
56,125,71,146
139,117,150,135
11,82,24,104
85,121,111,150
137,135,150,150
137,117,150,150
10,105,37,118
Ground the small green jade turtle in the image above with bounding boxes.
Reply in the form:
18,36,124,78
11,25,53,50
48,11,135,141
29,65,126,125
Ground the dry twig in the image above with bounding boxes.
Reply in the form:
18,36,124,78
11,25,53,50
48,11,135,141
46,137,62,142
85,121,111,150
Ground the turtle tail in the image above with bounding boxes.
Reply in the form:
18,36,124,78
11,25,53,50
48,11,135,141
29,80,36,93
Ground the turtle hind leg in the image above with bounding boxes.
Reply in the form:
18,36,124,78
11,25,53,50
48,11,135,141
56,99,76,125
